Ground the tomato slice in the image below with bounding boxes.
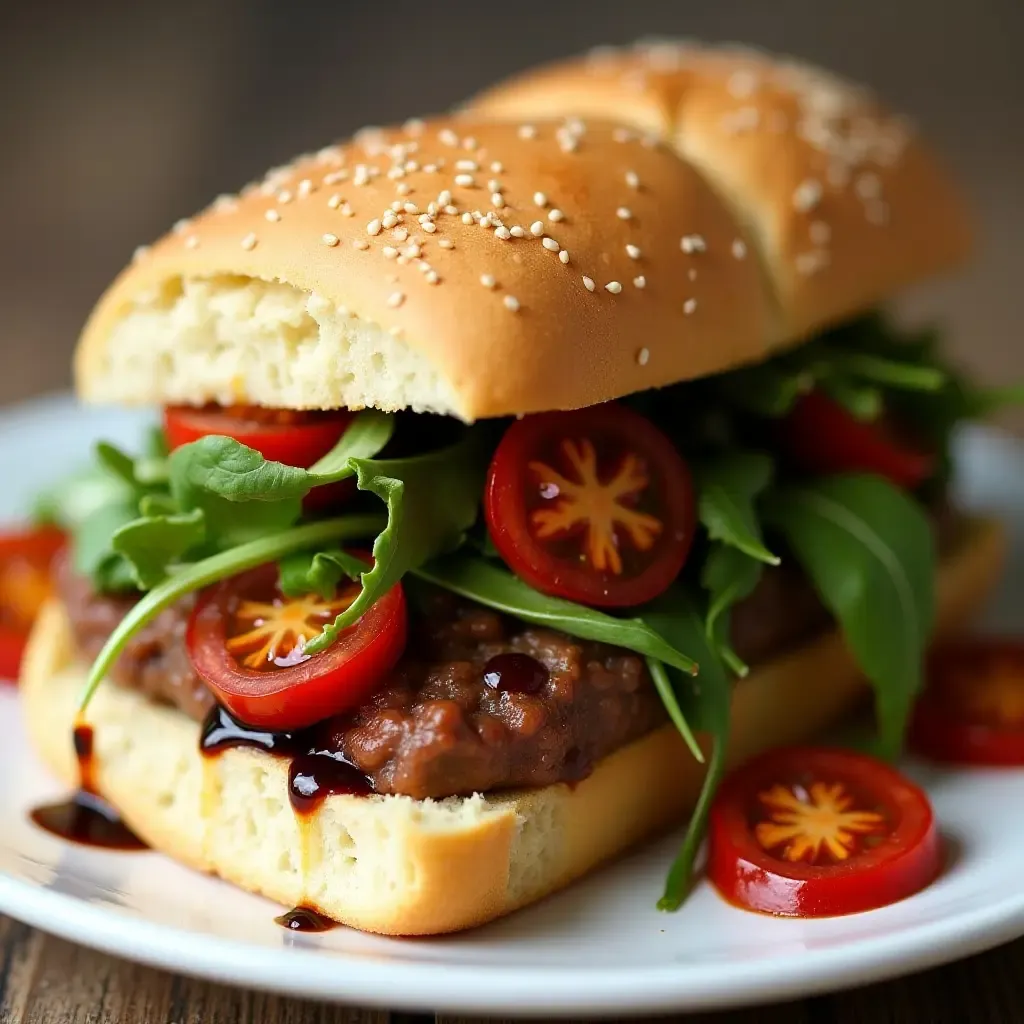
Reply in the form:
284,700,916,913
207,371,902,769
708,746,941,917
186,562,406,730
778,390,935,489
484,403,695,607
909,640,1024,765
164,405,355,511
0,526,65,681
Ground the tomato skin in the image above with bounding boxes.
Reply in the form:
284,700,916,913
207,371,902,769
909,641,1024,766
708,746,941,918
164,406,354,512
0,526,66,682
484,403,696,608
186,563,407,730
778,391,935,490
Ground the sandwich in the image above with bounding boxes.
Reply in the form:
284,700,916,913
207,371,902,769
20,41,1016,936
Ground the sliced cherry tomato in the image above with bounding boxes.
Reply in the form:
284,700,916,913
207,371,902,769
909,640,1024,765
164,405,354,511
186,562,406,730
484,403,695,607
0,526,65,680
778,390,935,490
708,746,941,917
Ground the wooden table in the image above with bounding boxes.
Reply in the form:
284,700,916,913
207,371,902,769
1,912,1023,1022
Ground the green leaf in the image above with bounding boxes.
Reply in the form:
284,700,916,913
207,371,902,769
717,363,811,417
95,442,140,487
641,587,731,912
279,548,366,601
111,509,207,589
693,453,779,565
826,350,946,391
78,513,388,713
701,544,764,676
71,499,141,592
413,554,699,676
646,658,704,764
307,410,396,478
763,474,936,758
303,431,489,655
820,377,883,422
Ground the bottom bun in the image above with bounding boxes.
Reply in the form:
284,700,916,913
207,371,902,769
21,518,1006,935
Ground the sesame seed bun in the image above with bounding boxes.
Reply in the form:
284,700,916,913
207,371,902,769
74,118,773,422
468,40,973,341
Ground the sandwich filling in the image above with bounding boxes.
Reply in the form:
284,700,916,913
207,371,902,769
37,310,1018,906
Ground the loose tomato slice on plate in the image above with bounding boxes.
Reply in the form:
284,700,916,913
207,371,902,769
165,405,355,511
484,403,695,607
0,525,65,680
186,562,406,730
708,746,940,917
909,640,1024,766
778,390,935,489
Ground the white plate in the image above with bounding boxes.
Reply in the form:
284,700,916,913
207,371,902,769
2,394,1024,1017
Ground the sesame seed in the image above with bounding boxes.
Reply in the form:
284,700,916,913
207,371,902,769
637,347,650,366
480,274,496,288
731,239,747,259
495,226,512,240
793,179,823,212
456,159,478,171
393,227,409,242
240,233,258,251
278,190,293,204
352,166,370,187
439,128,459,146
503,295,520,312
542,237,560,252
809,221,831,245
524,221,541,237
404,117,425,135
439,238,455,249
461,212,473,225
172,218,191,234
518,124,536,139
396,182,412,196
583,276,596,292
382,246,398,259
605,281,623,294
390,200,403,212
422,222,437,233
487,179,501,193
626,244,641,259
510,225,526,238
534,191,548,207
688,268,698,281
265,208,282,222
491,192,504,208
633,275,646,288
297,178,315,197
382,211,398,229
367,219,382,236
548,209,564,223
322,232,340,247
455,174,475,188
323,170,347,185
185,236,199,249
388,291,405,308
425,270,439,284
625,171,640,189
616,207,632,220
403,202,419,214
680,234,706,254
326,195,342,210
444,205,458,215
340,202,353,217
683,298,697,315
405,160,420,173
438,190,452,206
491,161,504,173
353,239,369,250
462,136,477,151
132,245,150,262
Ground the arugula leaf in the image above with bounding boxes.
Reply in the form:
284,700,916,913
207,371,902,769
95,442,140,487
693,453,779,565
307,410,396,477
825,350,945,392
111,509,206,589
303,431,489,654
72,500,141,593
701,543,763,677
279,548,366,601
413,553,699,676
717,362,811,417
646,658,704,764
641,587,731,911
763,474,935,758
820,376,883,422
78,513,388,712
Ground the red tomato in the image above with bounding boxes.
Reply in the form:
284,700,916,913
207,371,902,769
778,391,935,489
909,640,1024,766
164,405,354,511
484,404,695,607
186,562,406,730
0,526,65,681
708,746,941,917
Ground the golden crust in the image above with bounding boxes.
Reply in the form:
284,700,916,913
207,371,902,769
469,41,974,339
74,117,773,422
20,518,1006,935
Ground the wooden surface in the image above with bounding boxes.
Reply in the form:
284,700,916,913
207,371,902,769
2,914,1024,1022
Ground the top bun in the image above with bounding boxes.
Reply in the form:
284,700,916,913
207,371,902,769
469,40,973,340
75,117,772,422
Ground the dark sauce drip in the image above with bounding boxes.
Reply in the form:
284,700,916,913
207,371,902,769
29,721,146,851
482,652,549,694
274,905,339,933
199,705,375,816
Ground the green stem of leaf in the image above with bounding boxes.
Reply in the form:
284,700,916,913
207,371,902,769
645,658,705,764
